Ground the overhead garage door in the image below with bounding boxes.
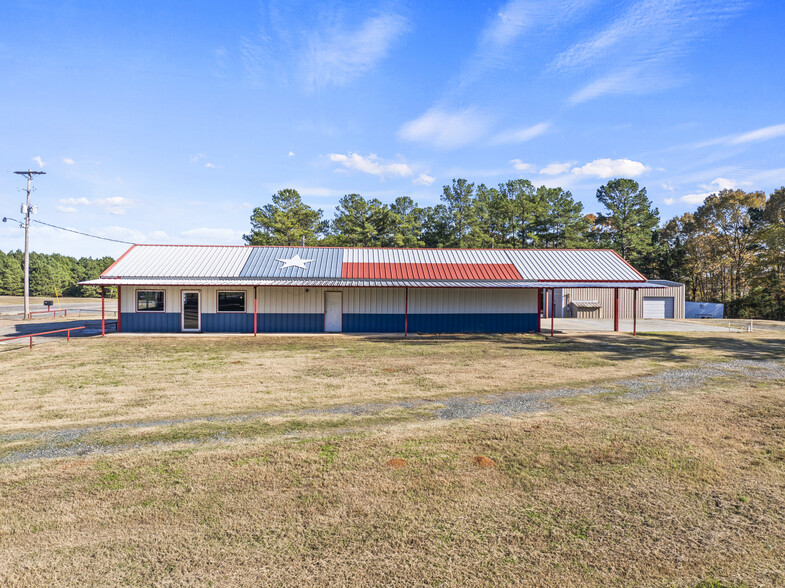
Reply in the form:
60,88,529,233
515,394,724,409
643,297,674,319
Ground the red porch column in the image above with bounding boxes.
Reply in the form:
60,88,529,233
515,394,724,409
404,287,408,338
254,286,258,337
633,288,637,337
117,285,122,332
537,287,542,333
550,288,555,337
101,286,105,337
613,287,619,332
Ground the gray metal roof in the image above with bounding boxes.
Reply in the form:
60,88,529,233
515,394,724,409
506,249,644,282
240,246,343,278
95,244,648,284
82,277,667,289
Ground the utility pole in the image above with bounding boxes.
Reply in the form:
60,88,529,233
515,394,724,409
13,170,45,319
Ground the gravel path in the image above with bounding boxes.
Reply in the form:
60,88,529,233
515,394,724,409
2,359,784,464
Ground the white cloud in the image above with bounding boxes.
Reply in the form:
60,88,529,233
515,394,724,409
539,162,573,176
728,123,785,145
59,197,90,206
398,107,493,149
510,159,534,172
62,157,75,165
555,0,744,105
288,151,295,157
94,197,135,215
189,153,207,163
491,121,550,144
180,228,245,243
680,192,712,205
56,206,78,214
32,156,45,168
328,152,413,179
204,162,216,168
59,196,136,215
413,173,435,186
571,158,650,178
663,198,675,205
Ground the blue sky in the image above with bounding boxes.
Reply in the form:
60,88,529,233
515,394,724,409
1,0,783,258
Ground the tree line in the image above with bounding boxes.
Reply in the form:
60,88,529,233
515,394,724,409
0,251,116,298
244,179,785,320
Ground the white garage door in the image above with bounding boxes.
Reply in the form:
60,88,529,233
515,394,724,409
643,297,674,319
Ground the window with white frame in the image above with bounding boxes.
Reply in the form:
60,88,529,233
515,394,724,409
136,290,165,312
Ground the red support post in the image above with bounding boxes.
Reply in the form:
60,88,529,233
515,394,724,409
101,286,105,337
404,287,409,338
254,286,258,337
537,287,542,333
633,288,637,337
29,335,33,350
613,287,619,332
117,286,122,332
550,288,555,337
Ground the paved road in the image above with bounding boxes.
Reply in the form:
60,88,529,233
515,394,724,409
0,300,117,316
551,318,739,333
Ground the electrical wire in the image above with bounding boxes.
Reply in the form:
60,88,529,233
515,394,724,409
2,216,137,244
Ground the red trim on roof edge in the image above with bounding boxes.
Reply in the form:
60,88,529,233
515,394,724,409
101,244,137,277
607,249,647,281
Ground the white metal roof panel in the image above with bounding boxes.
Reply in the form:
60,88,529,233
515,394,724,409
103,245,252,278
506,249,644,282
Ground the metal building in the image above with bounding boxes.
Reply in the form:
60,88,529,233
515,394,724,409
81,245,666,335
544,280,685,320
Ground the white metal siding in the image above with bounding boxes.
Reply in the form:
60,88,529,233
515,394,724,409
409,288,537,314
561,283,684,319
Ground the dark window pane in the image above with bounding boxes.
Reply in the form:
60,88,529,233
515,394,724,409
218,291,245,312
137,290,164,312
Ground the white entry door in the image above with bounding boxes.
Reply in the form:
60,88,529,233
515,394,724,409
324,292,342,332
181,291,201,332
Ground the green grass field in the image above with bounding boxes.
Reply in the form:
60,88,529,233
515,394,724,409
1,332,784,586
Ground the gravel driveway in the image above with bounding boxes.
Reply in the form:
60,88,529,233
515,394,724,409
3,358,783,464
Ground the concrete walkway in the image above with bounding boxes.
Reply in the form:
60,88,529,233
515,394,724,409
550,318,740,333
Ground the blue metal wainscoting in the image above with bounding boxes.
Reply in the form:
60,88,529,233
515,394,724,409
202,313,254,333
121,313,180,333
256,313,324,333
408,313,538,333
121,312,538,333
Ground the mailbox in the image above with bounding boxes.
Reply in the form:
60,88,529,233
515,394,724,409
43,300,53,307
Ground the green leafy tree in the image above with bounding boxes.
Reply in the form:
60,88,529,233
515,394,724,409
329,194,393,247
533,187,590,248
388,196,425,247
499,179,541,248
594,178,659,267
244,189,326,246
420,205,452,248
441,179,476,247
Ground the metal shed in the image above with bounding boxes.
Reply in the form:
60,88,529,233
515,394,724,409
81,245,665,335
547,280,685,320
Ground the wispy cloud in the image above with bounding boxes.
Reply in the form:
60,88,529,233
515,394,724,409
679,177,743,205
555,0,745,104
571,158,650,178
491,121,550,144
510,159,534,172
398,107,493,150
32,156,45,168
539,162,574,176
58,196,136,215
328,152,413,179
180,227,246,243
243,3,408,92
62,157,75,165
414,173,435,186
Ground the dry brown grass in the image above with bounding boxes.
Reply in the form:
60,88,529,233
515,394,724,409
1,333,784,586
2,332,782,433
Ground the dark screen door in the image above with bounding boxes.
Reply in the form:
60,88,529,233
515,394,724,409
182,292,200,331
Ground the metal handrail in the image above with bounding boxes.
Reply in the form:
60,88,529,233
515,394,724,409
0,326,86,350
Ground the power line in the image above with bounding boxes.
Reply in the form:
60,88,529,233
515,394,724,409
2,216,137,244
